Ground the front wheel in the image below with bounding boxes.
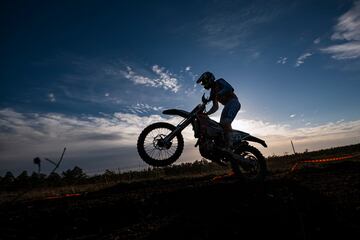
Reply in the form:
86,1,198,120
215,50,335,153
137,122,184,167
231,145,267,182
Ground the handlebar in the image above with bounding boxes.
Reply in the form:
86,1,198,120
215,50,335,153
201,93,211,104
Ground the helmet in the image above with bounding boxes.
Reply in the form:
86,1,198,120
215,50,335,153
196,71,215,90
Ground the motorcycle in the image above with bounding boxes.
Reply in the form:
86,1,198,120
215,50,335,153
137,94,268,181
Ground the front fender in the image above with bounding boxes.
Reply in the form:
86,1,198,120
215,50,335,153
162,109,190,118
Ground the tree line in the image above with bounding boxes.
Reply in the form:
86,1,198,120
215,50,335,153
0,166,88,191
2,143,359,191
0,160,227,191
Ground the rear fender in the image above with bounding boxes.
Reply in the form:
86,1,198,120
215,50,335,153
245,135,267,148
233,130,267,148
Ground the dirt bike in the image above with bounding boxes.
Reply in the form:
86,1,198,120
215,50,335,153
137,94,268,181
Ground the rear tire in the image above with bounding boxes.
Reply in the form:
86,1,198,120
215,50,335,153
232,145,267,182
137,122,184,167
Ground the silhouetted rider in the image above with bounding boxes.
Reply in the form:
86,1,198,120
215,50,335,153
196,71,241,153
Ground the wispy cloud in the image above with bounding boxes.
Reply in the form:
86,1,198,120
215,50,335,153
52,57,199,112
295,52,312,67
277,57,287,64
290,114,296,118
313,37,321,44
127,103,164,114
122,66,156,87
331,1,360,41
336,119,345,124
123,65,180,93
199,3,280,50
48,93,56,102
152,65,181,92
321,1,360,59
321,42,360,60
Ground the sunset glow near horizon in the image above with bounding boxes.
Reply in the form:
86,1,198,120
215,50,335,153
1,0,360,175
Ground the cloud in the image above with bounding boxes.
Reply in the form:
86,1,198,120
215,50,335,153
321,1,360,59
48,93,56,102
313,37,321,44
51,56,199,113
56,57,190,110
208,114,360,155
295,52,312,67
251,51,261,59
123,65,180,93
336,119,345,124
321,42,360,60
1,108,360,174
123,66,156,87
331,1,360,41
199,3,280,50
152,65,181,92
0,108,195,173
0,110,141,174
185,66,191,71
277,57,287,64
127,103,164,114
290,114,296,118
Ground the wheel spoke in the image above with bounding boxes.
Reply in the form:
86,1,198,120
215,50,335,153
141,126,183,162
144,143,153,148
165,150,171,158
149,148,156,158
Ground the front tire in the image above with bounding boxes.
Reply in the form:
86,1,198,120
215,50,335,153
137,122,184,167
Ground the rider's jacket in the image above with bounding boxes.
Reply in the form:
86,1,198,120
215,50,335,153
209,78,238,105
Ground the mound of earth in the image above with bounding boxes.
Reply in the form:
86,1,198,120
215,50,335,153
1,161,359,240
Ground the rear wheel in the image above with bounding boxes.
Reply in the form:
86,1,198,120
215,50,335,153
231,145,267,181
137,122,184,167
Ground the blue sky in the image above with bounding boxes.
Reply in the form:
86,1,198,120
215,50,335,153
1,0,360,175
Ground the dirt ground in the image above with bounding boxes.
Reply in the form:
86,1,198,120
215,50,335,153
1,159,359,240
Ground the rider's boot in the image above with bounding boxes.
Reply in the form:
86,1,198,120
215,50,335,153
221,133,254,169
219,132,235,156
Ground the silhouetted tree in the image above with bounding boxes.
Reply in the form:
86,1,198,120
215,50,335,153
15,170,30,188
62,166,87,183
29,172,46,187
47,172,62,186
17,170,29,181
2,171,15,184
103,169,117,182
0,171,15,190
104,169,116,176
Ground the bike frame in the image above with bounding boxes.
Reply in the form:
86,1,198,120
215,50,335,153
163,102,205,143
162,95,267,148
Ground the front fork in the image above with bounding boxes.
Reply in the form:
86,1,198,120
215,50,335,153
163,116,194,144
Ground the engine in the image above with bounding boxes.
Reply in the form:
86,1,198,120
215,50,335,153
198,137,222,161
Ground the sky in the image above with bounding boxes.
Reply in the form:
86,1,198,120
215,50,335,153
1,0,360,175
